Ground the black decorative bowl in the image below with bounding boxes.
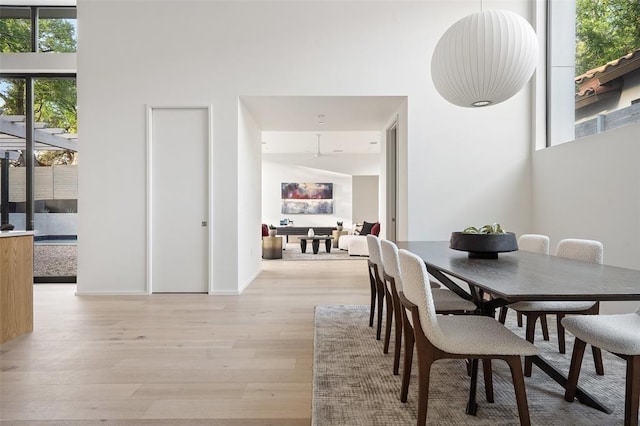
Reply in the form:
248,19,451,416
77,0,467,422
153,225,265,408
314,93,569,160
450,232,518,259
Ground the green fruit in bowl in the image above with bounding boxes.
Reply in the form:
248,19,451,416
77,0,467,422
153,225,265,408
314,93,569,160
463,223,506,234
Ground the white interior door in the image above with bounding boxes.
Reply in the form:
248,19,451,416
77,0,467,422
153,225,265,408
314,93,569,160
148,106,209,293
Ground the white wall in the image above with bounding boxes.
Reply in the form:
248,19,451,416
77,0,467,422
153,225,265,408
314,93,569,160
533,122,640,313
261,153,379,177
405,0,535,241
237,101,263,294
262,159,352,228
77,0,536,293
352,175,379,226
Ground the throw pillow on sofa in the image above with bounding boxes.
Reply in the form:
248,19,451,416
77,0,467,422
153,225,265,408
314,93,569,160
371,222,380,236
360,221,375,236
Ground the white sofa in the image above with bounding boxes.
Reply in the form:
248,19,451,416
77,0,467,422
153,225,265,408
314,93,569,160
339,234,369,256
338,222,380,256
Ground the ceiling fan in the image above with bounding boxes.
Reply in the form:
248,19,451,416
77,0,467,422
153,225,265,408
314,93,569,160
305,133,341,157
313,133,323,157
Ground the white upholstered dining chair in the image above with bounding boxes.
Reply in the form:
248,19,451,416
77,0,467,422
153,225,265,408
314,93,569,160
518,233,550,254
508,238,605,377
397,249,538,426
379,239,476,377
562,307,640,426
499,234,551,334
366,235,385,340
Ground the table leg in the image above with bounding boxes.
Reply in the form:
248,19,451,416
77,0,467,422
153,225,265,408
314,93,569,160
530,356,612,413
312,239,320,254
325,238,332,253
300,239,307,253
426,267,474,301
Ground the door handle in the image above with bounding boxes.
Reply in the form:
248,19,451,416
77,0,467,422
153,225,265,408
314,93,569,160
202,221,207,227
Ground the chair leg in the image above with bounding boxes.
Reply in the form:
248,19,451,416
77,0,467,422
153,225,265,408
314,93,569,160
564,338,587,402
506,356,532,426
483,359,494,403
400,320,414,403
517,312,523,327
498,306,508,324
383,289,393,354
592,345,605,376
625,355,640,426
557,314,566,353
524,314,538,377
368,269,376,328
393,297,403,376
376,281,384,340
540,314,550,341
416,352,434,426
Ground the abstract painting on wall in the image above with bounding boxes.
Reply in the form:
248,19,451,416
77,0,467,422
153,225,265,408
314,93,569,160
281,182,333,214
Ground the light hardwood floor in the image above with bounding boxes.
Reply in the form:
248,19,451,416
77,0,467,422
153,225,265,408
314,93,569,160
0,258,369,425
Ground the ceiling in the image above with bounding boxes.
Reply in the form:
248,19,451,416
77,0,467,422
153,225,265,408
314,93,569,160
241,96,406,155
261,131,382,155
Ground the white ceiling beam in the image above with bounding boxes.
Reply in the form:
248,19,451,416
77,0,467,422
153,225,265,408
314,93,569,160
0,118,78,151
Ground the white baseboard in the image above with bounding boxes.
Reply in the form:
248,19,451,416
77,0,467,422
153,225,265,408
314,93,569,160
75,291,150,296
237,269,260,294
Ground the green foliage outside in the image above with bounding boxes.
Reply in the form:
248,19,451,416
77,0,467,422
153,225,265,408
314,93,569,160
576,0,640,75
0,16,77,165
0,16,76,53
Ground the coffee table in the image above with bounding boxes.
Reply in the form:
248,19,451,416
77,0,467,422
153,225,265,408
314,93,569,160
299,236,334,254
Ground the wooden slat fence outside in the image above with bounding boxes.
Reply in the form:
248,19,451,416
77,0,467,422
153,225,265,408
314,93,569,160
0,164,78,202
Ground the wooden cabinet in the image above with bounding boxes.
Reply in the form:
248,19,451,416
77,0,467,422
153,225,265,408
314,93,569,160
0,232,34,343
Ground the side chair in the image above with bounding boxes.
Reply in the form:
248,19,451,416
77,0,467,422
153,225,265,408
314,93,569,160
562,307,640,426
508,238,605,376
499,234,551,337
397,249,538,426
366,235,386,340
379,239,476,378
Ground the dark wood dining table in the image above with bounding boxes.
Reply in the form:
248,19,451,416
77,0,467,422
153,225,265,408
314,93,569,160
395,240,640,416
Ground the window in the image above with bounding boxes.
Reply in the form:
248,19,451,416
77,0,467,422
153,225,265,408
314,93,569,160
548,0,640,146
1,5,77,281
38,8,77,53
0,6,76,53
0,7,31,53
0,78,26,231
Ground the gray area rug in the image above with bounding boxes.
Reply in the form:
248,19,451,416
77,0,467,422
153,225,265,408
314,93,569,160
279,244,365,261
313,304,631,425
34,243,77,276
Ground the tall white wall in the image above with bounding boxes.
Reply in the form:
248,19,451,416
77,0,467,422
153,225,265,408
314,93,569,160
405,1,535,241
262,160,352,228
77,0,536,293
532,122,640,313
237,101,263,293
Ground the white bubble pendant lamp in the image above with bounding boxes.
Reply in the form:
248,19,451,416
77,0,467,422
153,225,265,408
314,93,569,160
431,9,538,108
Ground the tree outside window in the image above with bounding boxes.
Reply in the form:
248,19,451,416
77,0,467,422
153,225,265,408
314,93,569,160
576,0,640,75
